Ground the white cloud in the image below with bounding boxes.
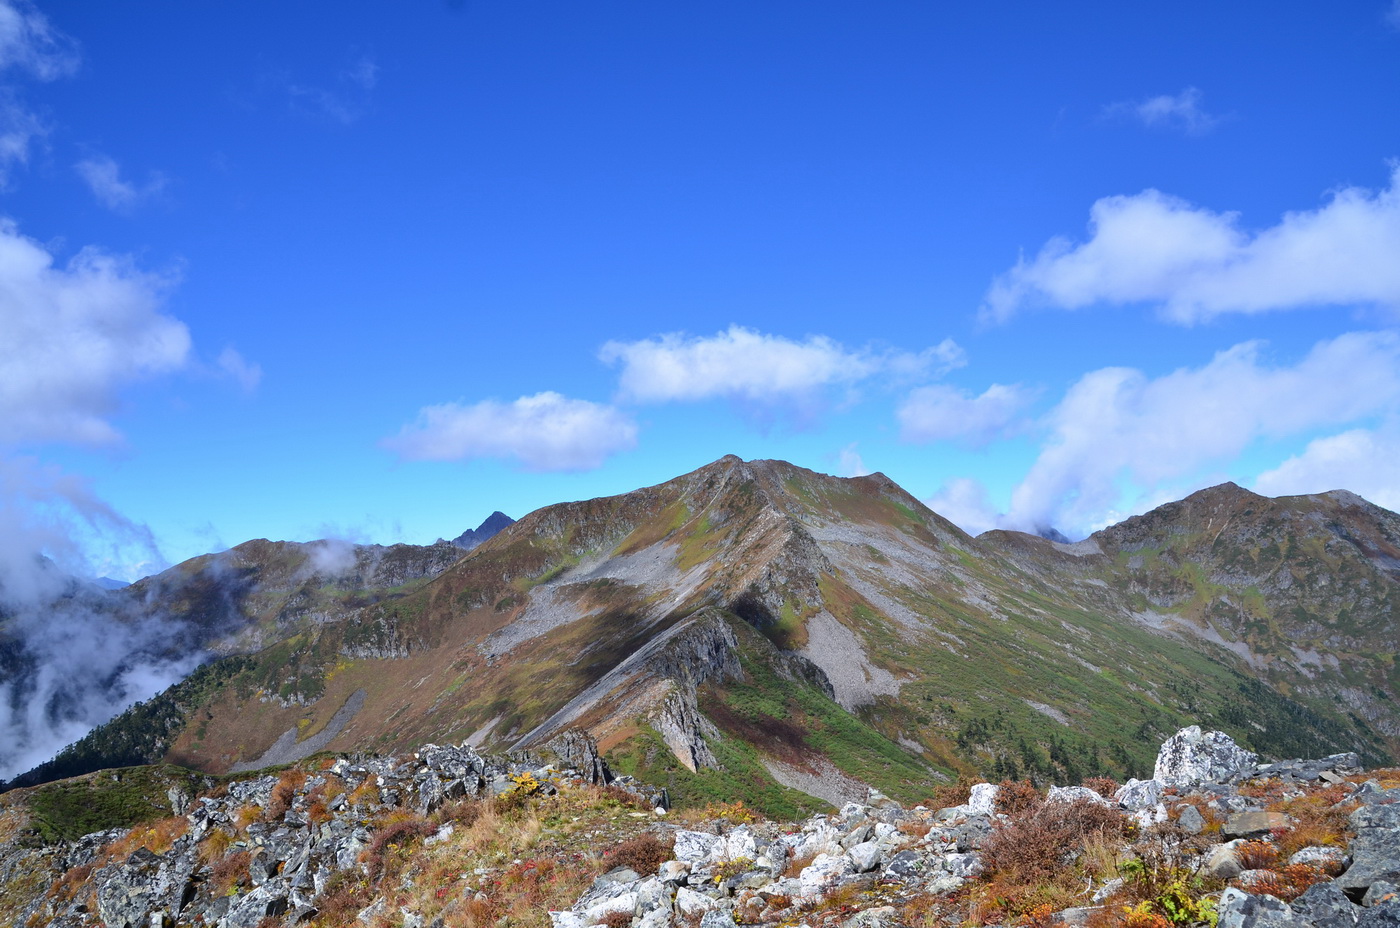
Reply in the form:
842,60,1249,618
75,155,168,211
923,477,1001,537
898,382,1033,446
601,325,963,409
0,219,189,445
1387,0,1400,29
982,166,1400,324
1254,427,1400,512
1106,87,1219,135
216,346,262,393
1004,331,1400,534
383,391,637,472
837,442,870,478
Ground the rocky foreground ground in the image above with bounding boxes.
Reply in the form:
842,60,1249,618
1,726,1397,928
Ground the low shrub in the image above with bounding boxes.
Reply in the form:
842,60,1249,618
983,797,1128,884
608,833,673,876
210,849,253,895
361,815,435,882
995,779,1043,817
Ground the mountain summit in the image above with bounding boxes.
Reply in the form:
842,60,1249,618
10,457,1398,810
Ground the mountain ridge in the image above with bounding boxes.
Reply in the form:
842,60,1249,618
5,456,1397,811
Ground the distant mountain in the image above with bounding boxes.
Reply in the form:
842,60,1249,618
450,511,516,550
9,458,1397,811
94,577,130,590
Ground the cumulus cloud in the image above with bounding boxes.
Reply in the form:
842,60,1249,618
216,346,262,393
0,220,189,445
383,391,638,472
75,154,169,211
1105,87,1219,135
1254,427,1400,512
0,0,78,80
898,382,1034,446
601,325,963,414
1005,331,1400,534
982,166,1400,323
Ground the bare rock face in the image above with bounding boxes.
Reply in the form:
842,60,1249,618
1154,726,1258,788
545,729,612,785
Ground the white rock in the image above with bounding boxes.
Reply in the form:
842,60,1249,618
1114,778,1164,811
658,861,691,885
638,908,673,928
1047,785,1109,805
942,853,984,879
716,827,757,862
799,853,856,894
1154,726,1257,788
675,887,718,917
966,783,999,816
847,840,882,873
674,830,721,864
584,892,639,924
551,911,588,928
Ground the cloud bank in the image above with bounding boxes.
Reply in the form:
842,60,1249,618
898,382,1033,446
982,166,1400,323
924,331,1400,538
384,391,638,472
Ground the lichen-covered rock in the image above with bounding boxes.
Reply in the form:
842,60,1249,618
1154,726,1258,788
1115,778,1164,810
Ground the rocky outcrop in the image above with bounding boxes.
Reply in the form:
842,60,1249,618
1154,725,1259,788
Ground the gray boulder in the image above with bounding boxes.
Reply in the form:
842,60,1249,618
1154,726,1258,788
1290,880,1359,928
1218,887,1300,928
1338,802,1400,898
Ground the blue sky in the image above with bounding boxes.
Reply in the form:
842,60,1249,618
3,0,1400,580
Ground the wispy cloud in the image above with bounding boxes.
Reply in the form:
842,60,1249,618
216,347,262,393
383,391,637,472
75,154,168,211
982,165,1400,324
278,50,379,125
837,442,870,478
0,0,79,187
1105,86,1219,135
0,219,188,446
1387,0,1400,29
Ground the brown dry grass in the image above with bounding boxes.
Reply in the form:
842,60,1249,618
1241,863,1331,902
97,815,189,863
1235,840,1280,870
